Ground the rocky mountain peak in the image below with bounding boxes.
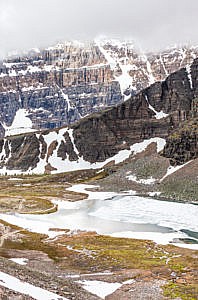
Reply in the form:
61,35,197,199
0,57,197,175
0,39,197,139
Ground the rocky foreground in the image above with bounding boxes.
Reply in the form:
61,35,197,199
0,217,197,300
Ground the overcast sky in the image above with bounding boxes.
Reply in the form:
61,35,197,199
0,0,197,57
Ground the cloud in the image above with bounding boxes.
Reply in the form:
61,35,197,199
0,0,197,57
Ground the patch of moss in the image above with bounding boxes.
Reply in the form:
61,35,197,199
0,218,197,300
0,219,21,230
82,170,108,182
163,282,198,300
160,178,198,202
56,235,168,271
0,168,101,201
0,195,56,214
2,230,60,261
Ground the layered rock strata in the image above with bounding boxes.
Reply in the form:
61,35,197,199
0,40,197,138
0,59,197,173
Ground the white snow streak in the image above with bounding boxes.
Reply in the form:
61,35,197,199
145,95,169,119
67,129,79,155
160,54,169,77
186,65,193,89
148,191,162,197
59,88,72,111
0,272,68,300
160,161,192,182
141,53,155,85
95,38,117,70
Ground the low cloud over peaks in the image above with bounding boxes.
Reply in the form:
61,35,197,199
0,0,197,57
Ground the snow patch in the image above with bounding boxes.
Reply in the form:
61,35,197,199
0,73,7,78
115,62,136,100
110,231,198,249
148,191,161,197
160,54,169,77
78,280,121,299
67,184,119,201
9,69,17,77
4,109,36,137
27,65,42,73
8,178,23,181
123,279,136,285
126,174,156,185
9,258,28,265
130,137,166,153
64,271,112,279
0,136,166,175
48,137,166,174
0,271,68,300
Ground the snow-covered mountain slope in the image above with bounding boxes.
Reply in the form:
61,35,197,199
0,39,197,138
0,128,166,175
95,37,198,98
0,41,121,137
0,58,197,175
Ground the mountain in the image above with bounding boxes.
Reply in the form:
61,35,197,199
0,57,197,175
0,38,197,138
0,46,197,300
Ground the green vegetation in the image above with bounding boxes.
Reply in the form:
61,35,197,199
85,170,109,182
163,282,198,300
0,195,56,214
0,160,197,300
1,224,197,274
0,169,103,214
61,235,167,270
168,118,198,140
0,219,197,299
160,178,198,202
134,160,166,180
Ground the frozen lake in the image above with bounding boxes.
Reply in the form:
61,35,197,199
1,184,198,249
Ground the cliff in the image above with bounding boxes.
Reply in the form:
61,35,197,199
0,58,197,174
0,40,197,138
162,118,198,165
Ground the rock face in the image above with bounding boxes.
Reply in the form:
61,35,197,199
162,60,198,165
0,39,197,138
0,58,197,174
0,42,122,138
162,118,198,165
96,39,198,93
